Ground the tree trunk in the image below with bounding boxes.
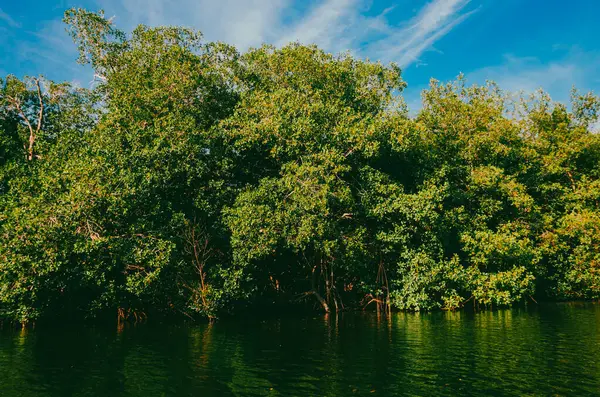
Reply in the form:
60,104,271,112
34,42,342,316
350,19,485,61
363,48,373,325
306,290,330,313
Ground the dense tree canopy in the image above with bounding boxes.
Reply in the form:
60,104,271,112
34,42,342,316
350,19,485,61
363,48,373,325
1,9,599,324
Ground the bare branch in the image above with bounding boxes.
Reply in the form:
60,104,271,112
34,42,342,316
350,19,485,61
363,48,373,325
29,78,44,161
6,95,35,160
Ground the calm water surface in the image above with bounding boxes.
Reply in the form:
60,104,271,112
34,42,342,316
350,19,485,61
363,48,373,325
1,303,599,396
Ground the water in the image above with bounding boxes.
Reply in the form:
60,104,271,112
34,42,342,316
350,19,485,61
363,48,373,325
1,303,599,396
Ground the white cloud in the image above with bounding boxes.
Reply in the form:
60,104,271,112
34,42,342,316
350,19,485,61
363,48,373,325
95,0,290,51
276,0,360,52
466,50,600,104
0,8,20,28
91,0,474,67
7,0,478,84
400,48,600,115
366,0,476,67
275,0,476,67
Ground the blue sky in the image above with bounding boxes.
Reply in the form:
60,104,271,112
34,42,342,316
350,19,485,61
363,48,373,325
1,0,599,109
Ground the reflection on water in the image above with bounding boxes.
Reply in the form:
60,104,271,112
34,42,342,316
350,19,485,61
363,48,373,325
1,303,599,396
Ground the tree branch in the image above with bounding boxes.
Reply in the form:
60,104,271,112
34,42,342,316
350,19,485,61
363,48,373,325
6,96,35,160
29,78,44,161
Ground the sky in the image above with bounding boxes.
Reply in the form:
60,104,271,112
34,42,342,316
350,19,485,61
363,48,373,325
1,0,599,110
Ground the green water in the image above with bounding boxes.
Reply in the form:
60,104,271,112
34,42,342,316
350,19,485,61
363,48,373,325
1,303,599,396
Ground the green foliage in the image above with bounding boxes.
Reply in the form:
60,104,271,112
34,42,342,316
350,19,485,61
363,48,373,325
0,9,599,323
391,252,464,311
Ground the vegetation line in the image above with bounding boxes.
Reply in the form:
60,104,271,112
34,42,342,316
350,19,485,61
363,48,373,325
0,8,599,325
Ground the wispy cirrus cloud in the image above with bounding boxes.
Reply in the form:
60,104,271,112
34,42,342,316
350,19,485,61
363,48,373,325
466,49,600,104
95,0,291,51
277,0,477,67
10,0,291,85
276,0,359,52
402,47,600,114
2,16,91,86
0,8,20,28
369,0,477,67
5,0,478,85
94,0,475,68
